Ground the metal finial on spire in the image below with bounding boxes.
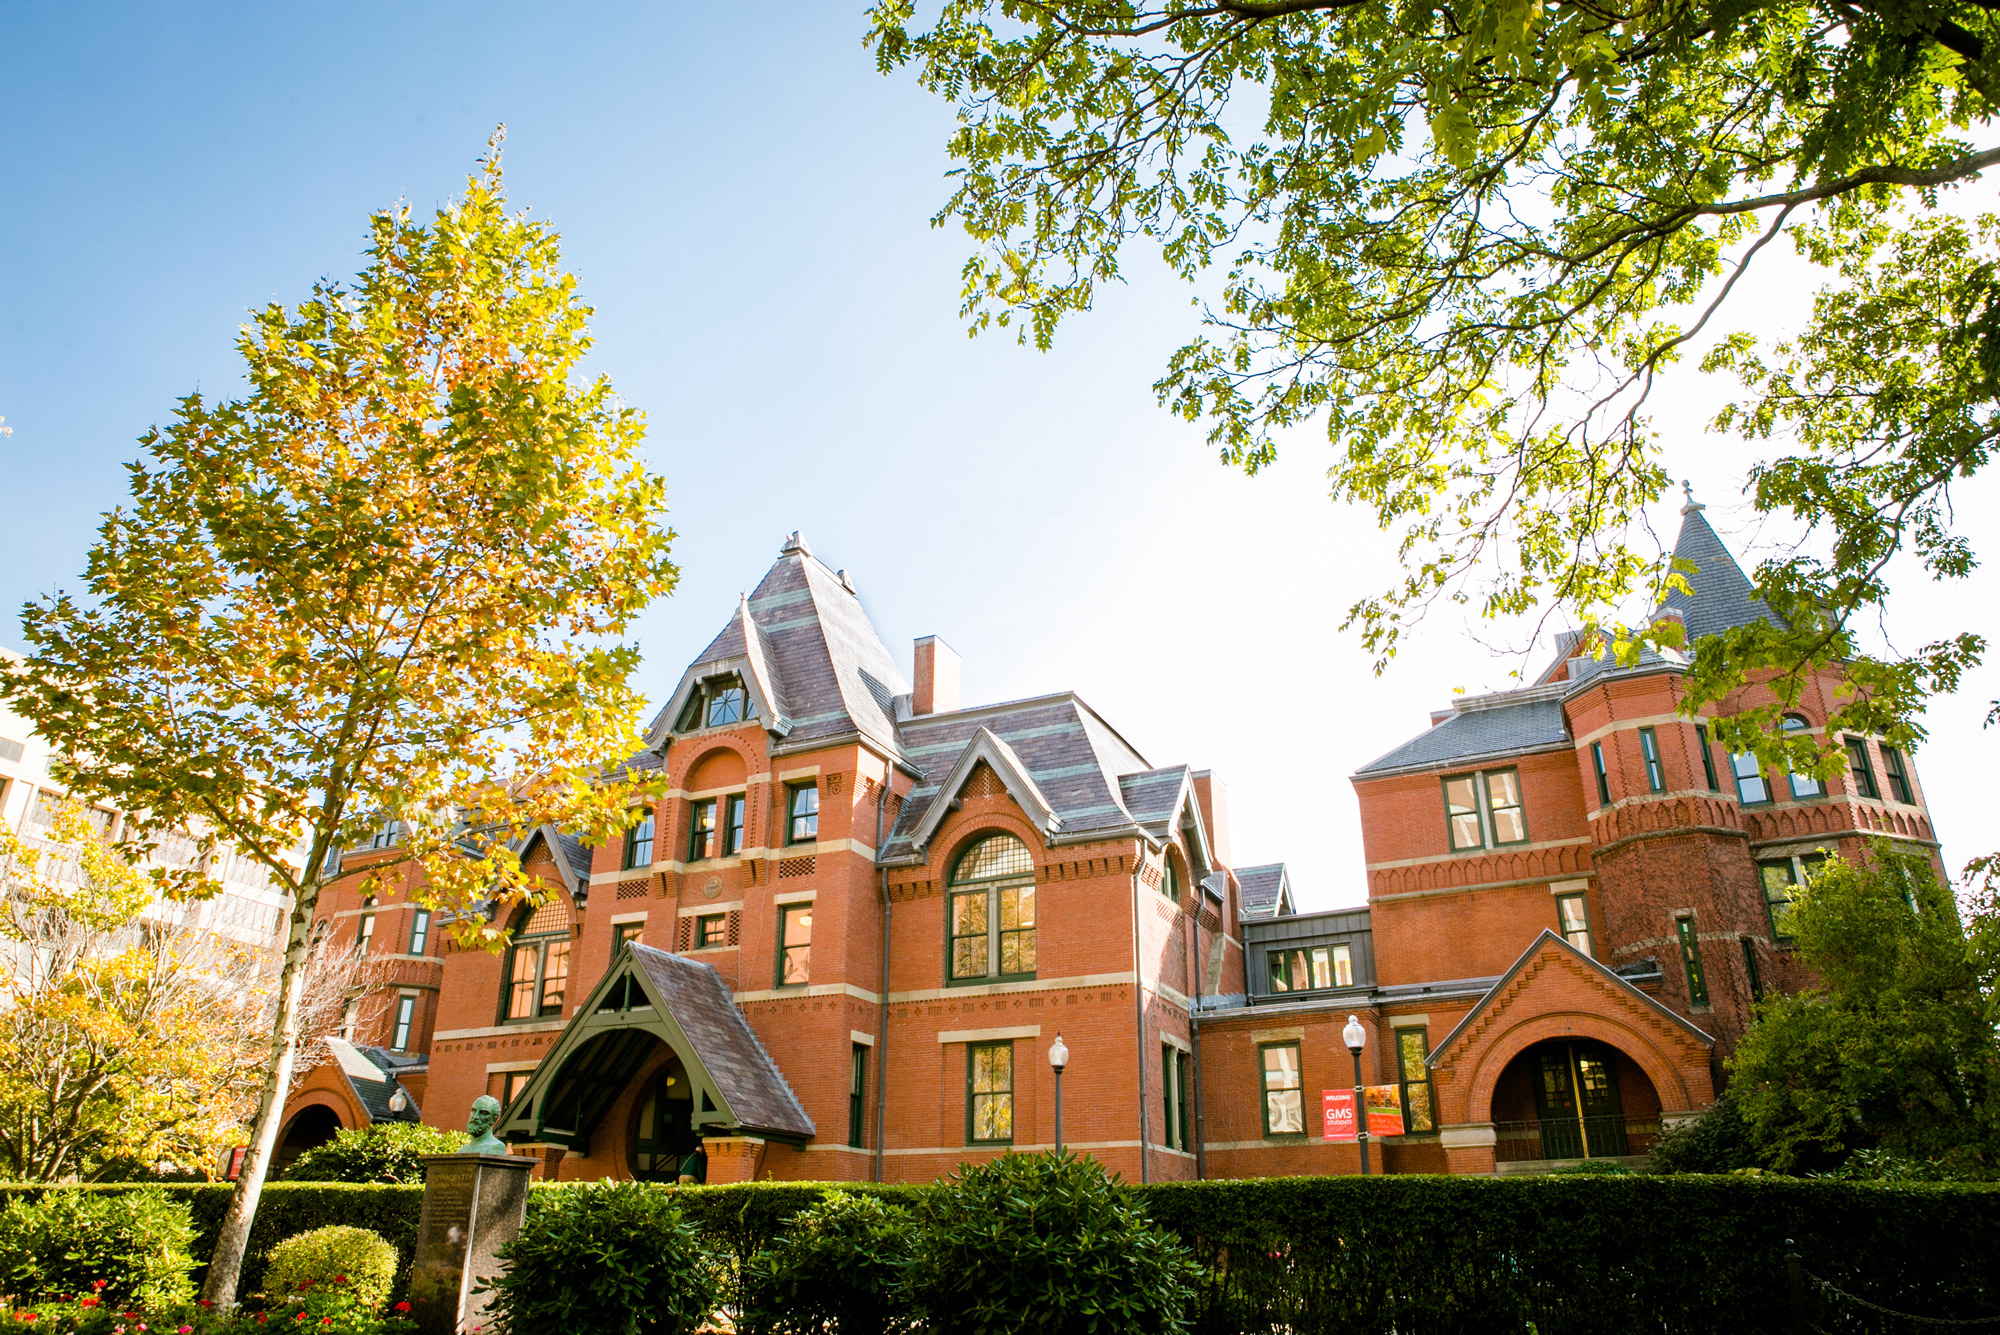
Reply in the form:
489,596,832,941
1680,480,1705,515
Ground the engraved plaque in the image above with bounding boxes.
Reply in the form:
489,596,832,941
703,875,723,900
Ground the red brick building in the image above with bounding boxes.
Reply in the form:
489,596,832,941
282,503,1941,1180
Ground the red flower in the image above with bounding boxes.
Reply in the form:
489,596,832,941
321,1320,333,1327
394,1302,411,1313
93,1282,107,1291
80,1299,100,1308
256,1316,267,1325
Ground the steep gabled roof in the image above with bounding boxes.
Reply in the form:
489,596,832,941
1658,499,1787,643
882,694,1149,863
1117,765,1215,878
903,727,1061,854
1234,863,1294,919
322,1037,423,1124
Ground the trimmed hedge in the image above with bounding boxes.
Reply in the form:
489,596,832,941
8,1174,1997,1332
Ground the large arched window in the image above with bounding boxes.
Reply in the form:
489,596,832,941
502,899,571,1022
948,835,1036,983
1782,715,1825,799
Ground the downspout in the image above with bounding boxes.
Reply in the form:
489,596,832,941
872,757,891,1183
1131,852,1151,1184
1187,870,1206,1181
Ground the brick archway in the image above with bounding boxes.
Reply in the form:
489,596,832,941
1461,1011,1699,1124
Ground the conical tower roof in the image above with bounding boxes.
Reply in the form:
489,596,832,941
1657,489,1786,642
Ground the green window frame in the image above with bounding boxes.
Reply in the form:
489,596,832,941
1259,1041,1305,1138
695,913,727,950
674,675,755,734
1267,943,1353,994
407,908,431,956
966,1041,1014,1145
1758,854,1825,942
623,809,655,870
1556,892,1593,957
776,902,812,987
1845,737,1880,800
1591,742,1612,805
1638,727,1666,793
787,783,820,844
1161,857,1180,902
849,1044,868,1148
357,905,376,957
687,799,718,862
1694,723,1721,791
614,920,645,953
502,931,570,1021
723,795,746,856
1441,767,1529,850
947,835,1037,983
1882,746,1915,804
1397,1027,1435,1133
1783,716,1824,799
1676,916,1709,1008
1161,1043,1192,1152
1741,936,1763,1002
1731,750,1771,806
390,994,416,1052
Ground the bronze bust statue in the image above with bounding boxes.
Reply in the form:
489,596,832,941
458,1094,508,1156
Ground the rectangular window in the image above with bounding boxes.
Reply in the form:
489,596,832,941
1731,751,1770,805
540,939,570,1014
357,912,375,957
1443,775,1483,851
1638,727,1666,793
1267,945,1346,993
391,995,416,1052
502,1070,532,1107
1741,937,1763,1002
686,800,717,862
695,913,727,949
1176,1049,1192,1153
849,1044,868,1148
1397,1027,1435,1133
340,999,359,1043
614,921,645,953
1443,768,1528,849
1260,1042,1304,1137
787,783,820,843
1845,737,1880,800
1758,859,1798,940
777,902,812,986
1591,743,1612,806
0,738,23,763
1882,746,1914,804
623,810,655,870
950,881,1036,982
407,909,431,956
1694,724,1720,791
505,944,539,1019
1331,943,1354,986
1161,1044,1193,1152
1676,917,1709,1008
723,795,746,856
967,1041,1014,1144
1557,892,1593,957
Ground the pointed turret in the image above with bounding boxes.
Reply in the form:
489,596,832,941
1656,484,1785,643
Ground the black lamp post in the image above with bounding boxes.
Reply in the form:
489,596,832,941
1049,1032,1069,1155
1343,1015,1371,1176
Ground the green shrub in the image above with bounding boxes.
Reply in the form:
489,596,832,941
1545,1157,1634,1175
0,1187,196,1307
742,1192,915,1335
262,1224,399,1312
482,1181,720,1335
908,1152,1198,1335
1650,1090,1763,1174
285,1122,464,1184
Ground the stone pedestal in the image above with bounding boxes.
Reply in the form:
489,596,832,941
408,1152,534,1335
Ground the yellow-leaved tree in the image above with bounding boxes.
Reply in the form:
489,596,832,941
0,138,677,1302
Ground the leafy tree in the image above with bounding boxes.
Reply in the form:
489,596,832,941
742,1192,916,1335
868,0,1999,766
283,1122,464,1185
1728,842,2000,1176
0,800,277,1181
0,139,677,1300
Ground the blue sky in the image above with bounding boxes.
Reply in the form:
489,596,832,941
3,2,1993,903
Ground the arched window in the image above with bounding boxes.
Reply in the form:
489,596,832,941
502,899,571,1021
1782,715,1824,799
948,835,1036,983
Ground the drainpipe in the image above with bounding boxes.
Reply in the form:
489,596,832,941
1131,853,1151,1184
1187,870,1207,1181
872,755,891,1183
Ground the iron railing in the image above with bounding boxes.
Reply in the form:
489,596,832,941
1494,1114,1661,1163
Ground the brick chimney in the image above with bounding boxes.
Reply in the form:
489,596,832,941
1191,770,1232,870
912,636,961,716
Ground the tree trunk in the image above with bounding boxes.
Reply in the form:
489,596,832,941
199,884,318,1307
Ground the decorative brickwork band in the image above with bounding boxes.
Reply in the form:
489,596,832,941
779,856,816,879
616,879,648,900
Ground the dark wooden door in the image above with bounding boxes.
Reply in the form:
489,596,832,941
1531,1041,1627,1159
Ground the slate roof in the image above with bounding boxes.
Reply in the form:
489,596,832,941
1235,863,1292,919
322,1037,423,1124
629,943,814,1140
1118,766,1190,832
1354,696,1571,776
882,694,1150,863
1658,503,1787,643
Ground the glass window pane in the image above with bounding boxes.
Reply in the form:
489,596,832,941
953,938,986,979
724,796,745,855
1489,806,1527,844
1266,950,1291,993
780,905,811,985
953,835,1035,882
789,785,820,842
1732,753,1770,805
1309,946,1332,990
1487,770,1525,843
1332,943,1354,986
1485,770,1521,808
1268,1090,1304,1134
1444,777,1483,850
540,940,570,1014
507,945,538,1019
1000,926,1035,976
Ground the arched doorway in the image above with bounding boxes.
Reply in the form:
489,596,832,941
630,1055,700,1181
276,1104,343,1171
1490,1038,1663,1166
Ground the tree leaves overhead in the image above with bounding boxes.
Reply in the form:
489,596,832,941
871,0,1998,756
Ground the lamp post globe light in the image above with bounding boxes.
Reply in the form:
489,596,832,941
1049,1033,1070,1155
1343,1015,1371,1177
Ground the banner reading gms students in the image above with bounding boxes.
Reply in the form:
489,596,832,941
1322,1086,1405,1140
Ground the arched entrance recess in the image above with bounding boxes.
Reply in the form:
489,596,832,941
276,1103,343,1170
1487,1037,1664,1162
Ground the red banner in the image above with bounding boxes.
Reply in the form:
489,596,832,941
1323,1086,1404,1140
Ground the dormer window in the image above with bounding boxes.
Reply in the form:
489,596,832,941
675,675,755,733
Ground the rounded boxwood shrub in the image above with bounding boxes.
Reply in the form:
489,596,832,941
261,1224,400,1312
483,1180,720,1335
742,1191,915,1334
908,1151,1200,1335
0,1187,196,1307
285,1122,465,1184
